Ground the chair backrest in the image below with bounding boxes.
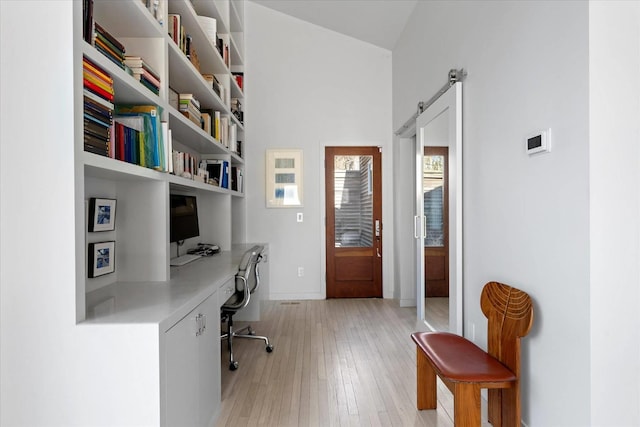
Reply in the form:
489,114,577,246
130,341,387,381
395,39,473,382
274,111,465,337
237,245,264,292
480,281,534,376
225,246,263,311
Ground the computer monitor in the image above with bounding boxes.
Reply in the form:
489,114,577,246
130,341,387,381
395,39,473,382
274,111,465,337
170,194,200,243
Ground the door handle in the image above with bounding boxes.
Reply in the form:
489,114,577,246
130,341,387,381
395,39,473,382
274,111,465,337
376,247,381,258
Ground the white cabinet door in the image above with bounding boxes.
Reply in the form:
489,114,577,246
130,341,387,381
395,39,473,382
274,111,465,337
197,294,221,427
165,293,220,427
165,307,200,426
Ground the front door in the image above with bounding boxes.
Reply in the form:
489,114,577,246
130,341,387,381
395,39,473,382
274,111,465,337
424,147,449,297
325,146,382,298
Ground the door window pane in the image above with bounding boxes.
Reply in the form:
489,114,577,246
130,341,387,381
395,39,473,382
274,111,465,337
334,155,373,247
423,155,444,247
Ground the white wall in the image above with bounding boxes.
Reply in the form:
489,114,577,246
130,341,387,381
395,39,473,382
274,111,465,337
393,1,591,424
589,2,640,425
245,2,393,300
0,2,79,423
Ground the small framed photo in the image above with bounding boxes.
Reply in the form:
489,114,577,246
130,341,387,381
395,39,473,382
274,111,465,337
88,241,115,278
88,198,117,232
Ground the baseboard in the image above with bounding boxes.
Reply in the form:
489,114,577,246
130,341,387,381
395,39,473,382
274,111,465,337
399,298,416,308
268,292,325,300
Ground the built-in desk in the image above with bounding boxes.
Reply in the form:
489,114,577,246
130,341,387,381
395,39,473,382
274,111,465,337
82,243,268,427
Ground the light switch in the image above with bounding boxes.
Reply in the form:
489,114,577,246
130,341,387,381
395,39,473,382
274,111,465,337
297,212,303,222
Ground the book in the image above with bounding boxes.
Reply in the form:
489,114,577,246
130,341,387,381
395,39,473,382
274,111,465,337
83,71,115,95
93,44,125,69
94,31,125,59
214,111,221,141
83,99,112,122
84,112,111,129
93,22,126,53
83,89,114,110
83,57,112,83
84,118,110,140
83,78,114,101
83,0,94,43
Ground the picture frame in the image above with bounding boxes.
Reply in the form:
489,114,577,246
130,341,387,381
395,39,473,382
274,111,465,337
88,241,115,278
88,198,117,232
265,149,303,208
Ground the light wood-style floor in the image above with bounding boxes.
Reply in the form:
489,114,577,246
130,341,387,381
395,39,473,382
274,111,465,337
215,299,489,426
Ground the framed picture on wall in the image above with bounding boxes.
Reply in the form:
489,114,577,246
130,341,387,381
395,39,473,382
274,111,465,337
88,241,115,278
266,149,303,208
88,198,117,232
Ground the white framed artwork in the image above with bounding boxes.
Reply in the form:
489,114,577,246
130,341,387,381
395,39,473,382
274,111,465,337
266,149,303,208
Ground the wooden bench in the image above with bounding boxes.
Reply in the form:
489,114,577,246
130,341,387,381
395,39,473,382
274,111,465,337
411,281,534,427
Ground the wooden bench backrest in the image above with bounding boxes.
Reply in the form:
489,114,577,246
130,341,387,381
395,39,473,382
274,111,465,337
480,281,534,377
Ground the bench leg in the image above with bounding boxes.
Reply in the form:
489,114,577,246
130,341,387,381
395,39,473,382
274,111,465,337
416,348,437,410
495,385,521,427
453,383,481,427
488,389,502,426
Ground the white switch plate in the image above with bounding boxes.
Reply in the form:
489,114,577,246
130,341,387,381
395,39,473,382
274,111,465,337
296,212,303,222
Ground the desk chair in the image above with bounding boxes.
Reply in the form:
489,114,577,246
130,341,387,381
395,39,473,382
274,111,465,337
221,245,273,370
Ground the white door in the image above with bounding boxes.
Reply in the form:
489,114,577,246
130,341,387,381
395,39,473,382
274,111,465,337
415,82,463,334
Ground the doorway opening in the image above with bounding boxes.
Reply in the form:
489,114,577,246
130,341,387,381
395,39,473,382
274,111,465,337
325,146,382,298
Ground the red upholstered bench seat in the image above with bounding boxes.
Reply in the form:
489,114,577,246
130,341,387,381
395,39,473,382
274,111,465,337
411,332,516,386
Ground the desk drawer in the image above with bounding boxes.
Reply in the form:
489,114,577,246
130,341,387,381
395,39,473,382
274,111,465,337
219,278,236,307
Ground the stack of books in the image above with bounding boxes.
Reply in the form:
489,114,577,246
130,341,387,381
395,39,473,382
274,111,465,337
82,56,114,157
124,56,161,96
179,94,202,127
93,22,125,69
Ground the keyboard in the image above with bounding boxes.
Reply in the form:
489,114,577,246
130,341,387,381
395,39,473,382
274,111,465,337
170,254,202,266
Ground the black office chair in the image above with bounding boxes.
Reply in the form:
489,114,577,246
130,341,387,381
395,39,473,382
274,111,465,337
221,245,273,370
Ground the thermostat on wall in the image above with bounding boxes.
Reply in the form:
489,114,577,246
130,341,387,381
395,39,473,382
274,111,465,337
526,129,551,155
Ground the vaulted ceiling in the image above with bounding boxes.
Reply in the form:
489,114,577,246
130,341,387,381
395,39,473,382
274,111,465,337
250,0,418,50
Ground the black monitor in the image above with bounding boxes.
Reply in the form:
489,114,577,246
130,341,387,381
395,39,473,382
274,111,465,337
170,194,200,243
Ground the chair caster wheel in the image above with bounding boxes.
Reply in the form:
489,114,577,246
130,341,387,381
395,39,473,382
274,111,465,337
266,344,274,353
229,361,239,371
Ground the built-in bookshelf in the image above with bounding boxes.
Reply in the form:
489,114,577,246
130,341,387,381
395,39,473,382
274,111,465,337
78,0,246,315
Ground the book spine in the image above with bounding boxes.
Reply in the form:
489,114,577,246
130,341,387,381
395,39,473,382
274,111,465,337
83,78,114,101
83,89,115,110
94,22,126,52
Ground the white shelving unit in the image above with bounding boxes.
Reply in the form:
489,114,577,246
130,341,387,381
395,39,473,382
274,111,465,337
79,0,246,310
74,1,247,424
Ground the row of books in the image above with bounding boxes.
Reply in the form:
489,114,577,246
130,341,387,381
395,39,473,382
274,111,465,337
201,159,230,188
167,14,201,71
83,56,114,157
170,151,243,192
114,105,168,171
202,74,226,103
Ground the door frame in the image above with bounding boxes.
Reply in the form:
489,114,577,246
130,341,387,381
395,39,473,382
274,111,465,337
324,146,383,298
415,82,463,334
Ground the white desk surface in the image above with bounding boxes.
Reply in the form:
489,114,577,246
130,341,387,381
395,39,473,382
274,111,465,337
83,244,266,331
